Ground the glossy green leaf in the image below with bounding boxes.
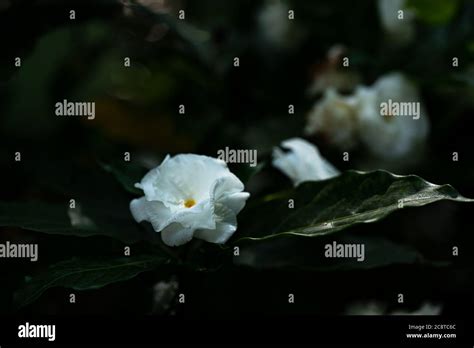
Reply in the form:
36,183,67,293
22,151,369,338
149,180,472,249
0,201,154,244
14,254,168,308
236,170,472,242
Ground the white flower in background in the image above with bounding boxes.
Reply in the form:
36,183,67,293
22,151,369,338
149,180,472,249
357,72,429,159
378,0,415,45
345,301,386,315
258,0,291,48
130,154,250,246
272,138,339,186
68,203,96,230
306,72,429,161
305,88,360,149
346,301,442,315
390,302,442,316
152,279,178,313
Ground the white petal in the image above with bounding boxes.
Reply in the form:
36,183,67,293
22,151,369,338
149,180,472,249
168,198,216,230
160,223,195,247
150,154,231,205
219,192,250,214
130,197,150,223
272,138,339,186
210,175,249,214
130,197,174,232
194,204,237,244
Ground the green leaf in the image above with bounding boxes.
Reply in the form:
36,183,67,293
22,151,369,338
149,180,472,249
236,170,472,242
406,0,459,25
0,201,155,244
99,160,146,195
14,254,168,308
235,234,445,271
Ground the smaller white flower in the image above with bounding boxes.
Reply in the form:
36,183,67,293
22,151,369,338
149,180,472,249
272,137,339,186
130,154,250,247
306,72,429,161
357,72,429,159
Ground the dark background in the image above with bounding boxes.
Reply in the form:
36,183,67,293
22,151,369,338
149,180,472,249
0,0,473,319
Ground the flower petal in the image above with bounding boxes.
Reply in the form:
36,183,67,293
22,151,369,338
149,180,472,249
211,175,249,214
160,223,195,247
130,197,173,232
194,203,237,244
167,198,216,230
272,138,339,186
153,154,231,204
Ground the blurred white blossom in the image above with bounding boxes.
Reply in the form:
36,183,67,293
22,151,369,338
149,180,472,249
68,204,96,230
272,137,339,186
306,72,429,161
152,280,178,313
357,73,429,159
391,302,442,316
378,0,415,45
258,0,292,48
346,301,442,315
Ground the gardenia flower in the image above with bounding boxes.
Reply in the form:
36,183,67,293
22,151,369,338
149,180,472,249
305,72,429,160
272,137,339,186
356,72,429,159
130,154,250,246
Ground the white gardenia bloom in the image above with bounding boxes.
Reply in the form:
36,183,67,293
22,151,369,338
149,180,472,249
378,0,415,45
357,72,429,159
272,138,339,186
130,154,250,246
306,72,429,161
305,88,360,149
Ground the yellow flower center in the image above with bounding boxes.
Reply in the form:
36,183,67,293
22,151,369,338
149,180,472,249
184,199,196,208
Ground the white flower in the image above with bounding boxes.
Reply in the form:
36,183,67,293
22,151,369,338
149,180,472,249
68,203,96,230
130,154,250,246
272,138,339,186
305,88,360,149
346,301,442,316
306,72,429,161
378,0,415,45
258,0,291,48
356,72,429,159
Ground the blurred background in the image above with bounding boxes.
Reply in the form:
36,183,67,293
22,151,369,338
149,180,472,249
0,0,473,317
